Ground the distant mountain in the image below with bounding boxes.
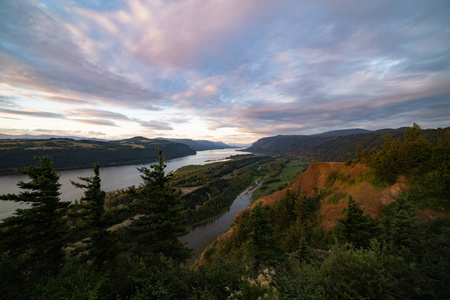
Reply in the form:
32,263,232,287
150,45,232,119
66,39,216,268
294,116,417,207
315,128,372,137
156,138,233,151
245,126,449,162
0,133,106,141
0,136,195,175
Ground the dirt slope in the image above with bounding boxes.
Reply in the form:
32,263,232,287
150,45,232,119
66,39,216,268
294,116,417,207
237,162,409,231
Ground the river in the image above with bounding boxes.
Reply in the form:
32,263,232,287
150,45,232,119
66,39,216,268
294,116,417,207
1,148,259,253
180,178,263,255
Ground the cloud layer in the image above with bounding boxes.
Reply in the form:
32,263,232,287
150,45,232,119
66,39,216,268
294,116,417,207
0,0,449,143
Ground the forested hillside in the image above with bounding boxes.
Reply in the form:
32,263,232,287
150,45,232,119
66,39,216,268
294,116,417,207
0,137,195,174
0,124,448,299
200,124,449,299
246,125,450,162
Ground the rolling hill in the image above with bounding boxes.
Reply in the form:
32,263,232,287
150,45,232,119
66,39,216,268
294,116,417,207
245,127,449,161
0,137,195,174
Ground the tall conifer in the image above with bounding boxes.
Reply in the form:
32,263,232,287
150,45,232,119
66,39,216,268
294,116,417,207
130,147,191,262
0,156,68,296
71,163,117,267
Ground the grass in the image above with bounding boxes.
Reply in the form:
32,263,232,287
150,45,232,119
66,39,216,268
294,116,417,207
252,159,308,201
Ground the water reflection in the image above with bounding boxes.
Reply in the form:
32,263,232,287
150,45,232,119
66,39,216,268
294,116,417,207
180,178,263,253
0,148,250,220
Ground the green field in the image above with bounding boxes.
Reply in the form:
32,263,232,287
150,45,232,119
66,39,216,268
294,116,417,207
252,159,308,201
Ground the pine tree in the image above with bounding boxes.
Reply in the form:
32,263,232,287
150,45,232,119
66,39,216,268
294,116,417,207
71,163,117,267
372,133,401,183
130,147,191,262
295,237,317,263
401,123,432,181
336,196,380,248
0,156,68,295
388,194,419,249
248,203,286,264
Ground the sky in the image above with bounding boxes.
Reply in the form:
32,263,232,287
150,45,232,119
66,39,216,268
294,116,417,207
0,0,449,145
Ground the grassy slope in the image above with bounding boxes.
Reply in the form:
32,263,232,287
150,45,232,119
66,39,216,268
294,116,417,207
203,161,448,259
252,159,308,201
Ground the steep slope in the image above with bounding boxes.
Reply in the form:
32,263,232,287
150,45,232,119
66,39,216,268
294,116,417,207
248,162,408,226
207,162,412,253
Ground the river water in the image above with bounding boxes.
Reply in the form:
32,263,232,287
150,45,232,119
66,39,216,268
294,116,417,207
0,148,250,220
180,178,262,255
1,148,258,251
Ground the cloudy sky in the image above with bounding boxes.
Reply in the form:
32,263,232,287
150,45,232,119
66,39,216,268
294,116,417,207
0,0,449,145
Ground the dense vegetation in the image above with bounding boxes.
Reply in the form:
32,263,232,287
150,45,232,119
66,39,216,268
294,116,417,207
357,123,450,211
0,124,449,299
246,125,450,162
0,137,196,174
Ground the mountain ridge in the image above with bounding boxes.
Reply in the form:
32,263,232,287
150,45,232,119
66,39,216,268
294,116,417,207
245,126,448,162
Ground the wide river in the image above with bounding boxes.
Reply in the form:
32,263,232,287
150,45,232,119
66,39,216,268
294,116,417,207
0,148,256,251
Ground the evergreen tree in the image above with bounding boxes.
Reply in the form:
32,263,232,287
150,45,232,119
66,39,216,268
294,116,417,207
0,156,68,296
71,163,118,267
295,237,318,263
387,193,419,250
336,196,380,248
130,147,191,262
248,203,286,264
401,123,432,181
372,133,401,183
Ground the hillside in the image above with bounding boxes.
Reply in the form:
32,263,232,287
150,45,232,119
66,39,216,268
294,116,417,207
157,138,232,151
245,126,449,161
0,137,195,174
204,161,446,257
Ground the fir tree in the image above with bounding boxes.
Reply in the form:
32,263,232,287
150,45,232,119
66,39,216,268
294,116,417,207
401,123,432,181
248,203,286,264
0,156,68,296
71,163,118,267
130,147,191,262
388,194,419,250
336,196,380,248
295,237,318,263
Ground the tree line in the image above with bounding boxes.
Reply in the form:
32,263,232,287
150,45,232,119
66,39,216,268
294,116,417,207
0,149,192,298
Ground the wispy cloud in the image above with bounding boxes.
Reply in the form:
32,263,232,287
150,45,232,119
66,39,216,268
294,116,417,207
0,0,449,142
138,120,173,131
0,108,66,119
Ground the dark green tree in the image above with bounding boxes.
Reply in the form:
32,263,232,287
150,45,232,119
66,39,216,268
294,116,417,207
336,196,380,248
385,193,419,250
295,237,318,263
401,123,432,181
71,163,105,228
248,203,286,264
372,133,401,183
0,156,68,297
71,163,118,267
130,147,191,262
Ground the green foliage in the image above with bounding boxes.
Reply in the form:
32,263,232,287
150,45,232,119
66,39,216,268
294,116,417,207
0,156,69,297
336,196,380,248
357,124,450,210
295,237,318,264
2,137,449,299
248,204,286,264
71,163,106,228
0,138,196,175
182,164,256,225
170,155,267,187
130,147,192,262
71,163,119,267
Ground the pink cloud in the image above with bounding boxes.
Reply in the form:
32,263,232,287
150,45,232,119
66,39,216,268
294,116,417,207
126,0,274,68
